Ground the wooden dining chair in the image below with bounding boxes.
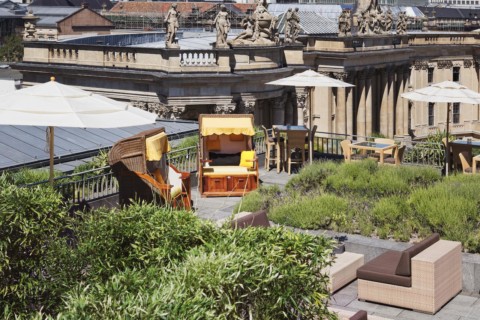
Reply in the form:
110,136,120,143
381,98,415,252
262,125,276,170
459,151,473,174
285,130,308,175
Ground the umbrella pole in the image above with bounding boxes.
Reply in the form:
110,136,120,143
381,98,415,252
445,103,450,177
309,87,313,164
49,126,54,186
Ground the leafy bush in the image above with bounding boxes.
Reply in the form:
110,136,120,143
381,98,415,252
56,227,335,319
285,160,338,194
4,168,62,185
72,150,109,174
0,176,66,315
410,174,480,243
269,193,348,230
172,134,199,151
233,184,281,213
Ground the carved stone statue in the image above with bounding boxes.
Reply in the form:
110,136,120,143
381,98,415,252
381,8,393,33
355,0,382,35
338,9,351,37
165,3,179,48
234,16,254,41
229,0,277,46
396,11,408,35
23,10,38,41
213,5,230,48
285,7,301,43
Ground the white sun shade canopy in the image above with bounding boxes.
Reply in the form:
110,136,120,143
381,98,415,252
266,69,354,88
0,79,157,128
401,81,480,105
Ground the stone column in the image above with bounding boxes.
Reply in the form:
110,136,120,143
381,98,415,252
346,79,354,136
402,68,411,135
357,71,367,138
272,96,285,125
395,66,405,136
334,72,348,134
365,69,374,136
387,67,395,138
380,68,388,136
295,89,308,126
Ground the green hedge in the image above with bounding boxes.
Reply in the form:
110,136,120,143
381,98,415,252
238,160,480,252
0,178,335,319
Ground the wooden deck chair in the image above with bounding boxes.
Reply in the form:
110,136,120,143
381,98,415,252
459,151,473,174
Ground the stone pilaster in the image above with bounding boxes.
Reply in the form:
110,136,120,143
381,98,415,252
380,68,388,136
387,67,395,138
357,71,367,137
295,90,308,126
365,69,374,136
334,72,348,134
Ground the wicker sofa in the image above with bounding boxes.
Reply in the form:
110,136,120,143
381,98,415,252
356,233,462,314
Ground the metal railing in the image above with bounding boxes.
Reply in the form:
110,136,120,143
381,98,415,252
21,130,445,205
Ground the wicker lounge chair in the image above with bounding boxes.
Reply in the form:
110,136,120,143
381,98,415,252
198,114,259,197
108,127,191,210
356,233,461,314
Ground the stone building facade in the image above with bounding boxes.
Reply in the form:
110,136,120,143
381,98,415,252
13,31,480,140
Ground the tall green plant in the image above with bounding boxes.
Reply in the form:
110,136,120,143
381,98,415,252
0,176,66,315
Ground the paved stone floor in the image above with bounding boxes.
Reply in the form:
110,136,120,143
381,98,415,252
190,157,480,320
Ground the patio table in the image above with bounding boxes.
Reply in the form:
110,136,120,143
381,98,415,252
349,141,397,164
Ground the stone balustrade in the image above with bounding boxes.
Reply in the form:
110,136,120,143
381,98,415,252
23,42,284,73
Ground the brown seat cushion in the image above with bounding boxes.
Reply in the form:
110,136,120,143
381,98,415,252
357,251,412,287
231,210,270,229
383,157,396,164
395,233,440,276
349,310,368,320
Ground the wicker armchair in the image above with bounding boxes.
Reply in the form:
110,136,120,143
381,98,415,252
357,234,461,314
108,127,191,210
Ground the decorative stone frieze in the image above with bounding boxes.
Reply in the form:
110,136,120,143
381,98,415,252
214,104,235,114
464,59,474,68
436,60,453,69
413,60,429,70
236,100,256,114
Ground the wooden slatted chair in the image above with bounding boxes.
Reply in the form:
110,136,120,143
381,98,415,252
341,139,367,162
285,130,308,174
383,145,406,166
459,151,473,174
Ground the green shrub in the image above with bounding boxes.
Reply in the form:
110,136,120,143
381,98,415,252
371,196,418,240
410,174,480,243
0,176,66,315
325,160,378,196
285,160,339,194
4,168,61,185
73,150,109,174
172,135,199,150
57,227,335,320
269,193,348,230
233,184,281,213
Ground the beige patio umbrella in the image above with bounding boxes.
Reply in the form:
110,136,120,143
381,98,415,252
266,69,354,163
0,77,158,185
401,80,480,175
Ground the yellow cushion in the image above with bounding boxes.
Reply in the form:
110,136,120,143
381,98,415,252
239,151,255,168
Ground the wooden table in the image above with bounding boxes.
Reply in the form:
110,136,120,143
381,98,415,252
349,141,397,164
473,155,480,174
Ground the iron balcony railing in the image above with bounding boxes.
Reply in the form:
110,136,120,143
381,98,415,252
22,130,445,204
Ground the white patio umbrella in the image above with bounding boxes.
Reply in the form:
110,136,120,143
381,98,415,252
401,81,480,175
0,77,158,185
266,69,354,163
